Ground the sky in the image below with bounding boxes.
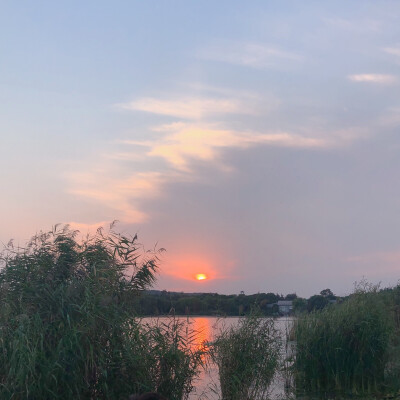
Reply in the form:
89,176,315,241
1,1,400,297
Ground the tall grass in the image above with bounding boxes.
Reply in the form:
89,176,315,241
138,317,205,400
211,313,281,400
294,282,394,396
0,225,203,400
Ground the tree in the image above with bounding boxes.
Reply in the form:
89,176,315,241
320,288,335,299
307,295,329,312
293,298,307,314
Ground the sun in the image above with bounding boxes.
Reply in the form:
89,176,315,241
195,273,207,281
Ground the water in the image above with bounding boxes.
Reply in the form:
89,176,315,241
145,316,294,400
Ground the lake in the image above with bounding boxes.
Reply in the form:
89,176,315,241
146,316,294,400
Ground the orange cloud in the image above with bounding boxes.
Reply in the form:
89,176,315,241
68,120,358,226
67,170,167,224
125,123,332,171
68,87,365,227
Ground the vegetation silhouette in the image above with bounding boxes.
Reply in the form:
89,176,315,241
211,310,281,400
294,280,400,397
2,225,400,399
0,225,203,400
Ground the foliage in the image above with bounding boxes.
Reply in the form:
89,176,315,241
292,298,307,314
133,291,283,316
121,317,205,400
382,284,400,392
0,225,203,400
306,294,329,312
320,288,335,299
211,313,281,400
294,282,395,396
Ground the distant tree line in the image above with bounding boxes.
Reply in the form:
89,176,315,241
132,288,341,316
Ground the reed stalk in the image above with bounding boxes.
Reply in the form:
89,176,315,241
211,313,281,400
294,283,394,397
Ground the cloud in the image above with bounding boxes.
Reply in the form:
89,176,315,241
383,46,400,57
67,170,169,224
68,121,343,225
117,96,257,119
379,107,400,127
348,74,398,84
198,41,301,69
69,84,365,226
383,46,400,65
124,123,333,171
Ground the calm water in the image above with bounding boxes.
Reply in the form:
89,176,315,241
146,316,294,400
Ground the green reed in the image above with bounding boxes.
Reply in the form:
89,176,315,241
0,225,203,400
294,283,395,397
211,312,281,400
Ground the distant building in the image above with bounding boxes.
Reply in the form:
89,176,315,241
276,300,293,315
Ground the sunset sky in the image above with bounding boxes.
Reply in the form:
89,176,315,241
1,1,400,296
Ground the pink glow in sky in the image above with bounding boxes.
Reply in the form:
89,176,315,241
1,1,400,296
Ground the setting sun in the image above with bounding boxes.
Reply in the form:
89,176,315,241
195,273,207,281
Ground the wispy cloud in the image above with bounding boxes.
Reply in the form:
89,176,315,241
68,121,343,224
383,46,400,57
67,170,169,224
198,41,301,69
379,106,400,127
123,123,333,171
118,96,257,119
69,86,365,226
348,74,398,84
383,46,400,65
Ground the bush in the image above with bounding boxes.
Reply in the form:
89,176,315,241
211,313,281,400
294,282,394,396
0,225,203,400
